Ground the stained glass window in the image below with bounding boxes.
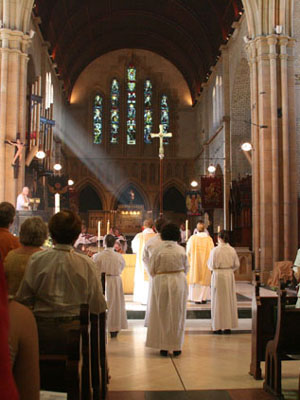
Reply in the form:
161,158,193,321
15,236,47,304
144,79,153,144
93,94,103,144
160,94,170,143
127,65,136,145
110,78,120,144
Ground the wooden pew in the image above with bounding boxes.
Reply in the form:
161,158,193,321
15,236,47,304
249,273,297,380
39,305,93,399
263,288,300,399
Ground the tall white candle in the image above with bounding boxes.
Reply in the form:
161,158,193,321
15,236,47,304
54,193,60,214
97,220,101,240
217,225,221,233
185,219,188,242
107,220,110,235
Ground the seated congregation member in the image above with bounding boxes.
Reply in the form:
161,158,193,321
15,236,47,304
4,217,47,296
293,248,300,307
9,300,40,400
16,210,107,354
93,234,128,338
0,202,20,262
146,223,189,357
207,230,240,334
0,261,19,400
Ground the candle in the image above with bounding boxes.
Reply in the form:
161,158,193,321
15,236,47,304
107,220,110,235
54,193,60,214
97,220,101,241
217,225,220,233
185,219,188,242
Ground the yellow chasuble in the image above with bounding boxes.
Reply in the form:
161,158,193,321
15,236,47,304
137,232,156,281
187,235,214,286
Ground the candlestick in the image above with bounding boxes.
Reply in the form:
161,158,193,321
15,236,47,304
185,219,188,242
54,193,60,214
107,220,110,235
97,220,101,241
217,225,220,233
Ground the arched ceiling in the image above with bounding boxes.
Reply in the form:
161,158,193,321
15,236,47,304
34,0,244,102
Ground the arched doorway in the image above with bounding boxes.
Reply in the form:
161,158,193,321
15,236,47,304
163,187,186,224
78,185,103,225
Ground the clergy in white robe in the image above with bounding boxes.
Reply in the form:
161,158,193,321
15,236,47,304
93,234,128,337
132,219,156,304
293,248,300,308
186,222,214,303
146,223,189,356
142,218,166,326
207,230,240,333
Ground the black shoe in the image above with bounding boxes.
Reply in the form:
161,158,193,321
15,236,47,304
173,350,181,357
213,330,223,335
160,350,168,357
223,329,232,335
110,331,118,338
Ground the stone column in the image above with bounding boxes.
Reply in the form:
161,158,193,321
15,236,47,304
246,34,298,281
0,28,31,204
221,46,231,230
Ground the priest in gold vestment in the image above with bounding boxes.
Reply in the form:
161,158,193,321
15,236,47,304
186,222,214,303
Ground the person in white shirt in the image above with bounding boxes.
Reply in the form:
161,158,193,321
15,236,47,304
16,187,31,211
146,223,189,357
16,210,106,354
132,219,156,304
207,230,240,334
93,234,128,338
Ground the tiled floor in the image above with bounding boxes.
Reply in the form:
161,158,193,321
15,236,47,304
106,283,300,399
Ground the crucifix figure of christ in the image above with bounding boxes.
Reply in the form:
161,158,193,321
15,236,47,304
150,124,172,217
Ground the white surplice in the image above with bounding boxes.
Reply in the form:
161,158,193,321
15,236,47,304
146,241,189,351
132,228,156,304
93,248,128,332
293,248,300,307
207,242,240,331
142,234,162,326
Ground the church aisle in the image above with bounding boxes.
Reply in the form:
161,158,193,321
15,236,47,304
106,320,300,398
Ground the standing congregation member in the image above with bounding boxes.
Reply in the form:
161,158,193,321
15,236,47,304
146,223,189,357
142,217,166,325
16,210,107,355
187,221,214,304
93,234,128,338
132,219,156,304
207,230,240,334
0,202,20,262
4,217,47,296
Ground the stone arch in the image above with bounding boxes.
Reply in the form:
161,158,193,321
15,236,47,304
75,177,108,210
111,179,151,210
78,185,103,213
153,179,186,214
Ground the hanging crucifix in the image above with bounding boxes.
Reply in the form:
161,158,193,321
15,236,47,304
150,124,172,217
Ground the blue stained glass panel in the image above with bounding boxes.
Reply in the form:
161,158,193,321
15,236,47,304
93,94,103,144
127,65,136,145
160,94,170,144
144,79,153,144
110,79,120,144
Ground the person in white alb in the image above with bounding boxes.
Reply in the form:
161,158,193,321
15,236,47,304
292,248,300,308
132,219,156,304
142,217,166,325
146,223,189,357
207,230,240,334
93,234,128,338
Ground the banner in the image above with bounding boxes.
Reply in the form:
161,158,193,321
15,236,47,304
186,191,202,215
201,177,223,208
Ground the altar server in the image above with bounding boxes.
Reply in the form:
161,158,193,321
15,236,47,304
93,234,128,338
132,219,155,303
146,223,189,357
207,230,240,334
